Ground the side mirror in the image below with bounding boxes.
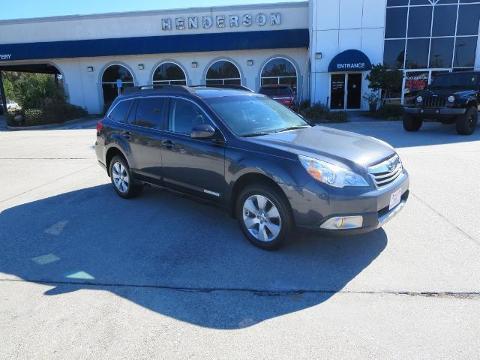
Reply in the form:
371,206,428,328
191,124,216,139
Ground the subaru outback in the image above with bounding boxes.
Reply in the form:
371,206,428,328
96,86,409,249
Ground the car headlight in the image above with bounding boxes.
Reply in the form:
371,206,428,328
416,96,423,103
299,155,369,188
447,95,455,103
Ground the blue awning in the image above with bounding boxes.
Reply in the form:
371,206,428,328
0,29,309,62
328,49,372,72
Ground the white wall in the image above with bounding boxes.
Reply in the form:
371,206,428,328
309,0,386,109
0,3,308,43
54,47,309,114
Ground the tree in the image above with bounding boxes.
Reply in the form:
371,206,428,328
366,64,403,103
2,72,64,109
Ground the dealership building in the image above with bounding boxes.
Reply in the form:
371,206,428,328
1,0,480,114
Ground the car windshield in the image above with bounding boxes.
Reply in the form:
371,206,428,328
260,87,292,96
206,95,309,137
430,73,478,89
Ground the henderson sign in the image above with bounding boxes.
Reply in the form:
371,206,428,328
159,12,282,31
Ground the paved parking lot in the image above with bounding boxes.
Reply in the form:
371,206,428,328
0,120,479,359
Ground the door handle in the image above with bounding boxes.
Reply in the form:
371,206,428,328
121,130,131,140
161,139,174,149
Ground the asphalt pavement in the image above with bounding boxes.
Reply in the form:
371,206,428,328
0,120,479,359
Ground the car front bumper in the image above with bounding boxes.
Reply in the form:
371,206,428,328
285,171,410,234
404,106,466,117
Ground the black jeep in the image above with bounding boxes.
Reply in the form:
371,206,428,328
403,72,479,135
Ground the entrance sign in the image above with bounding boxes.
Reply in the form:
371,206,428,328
328,49,372,72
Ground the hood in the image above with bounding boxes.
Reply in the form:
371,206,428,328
247,126,395,168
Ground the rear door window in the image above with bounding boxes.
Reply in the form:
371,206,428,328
109,100,132,123
133,98,166,129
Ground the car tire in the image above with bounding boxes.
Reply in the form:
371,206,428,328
236,184,293,250
109,155,143,199
403,113,423,132
456,106,478,135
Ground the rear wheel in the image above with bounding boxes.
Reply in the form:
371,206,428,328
109,155,143,199
456,106,478,135
403,113,423,132
236,184,293,250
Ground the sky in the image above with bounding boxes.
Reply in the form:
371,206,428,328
0,0,303,21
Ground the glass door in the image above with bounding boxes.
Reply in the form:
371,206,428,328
347,73,362,109
330,74,346,110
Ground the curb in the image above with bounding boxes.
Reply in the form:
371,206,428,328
5,116,100,131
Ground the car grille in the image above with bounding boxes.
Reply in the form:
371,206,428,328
368,155,403,187
422,95,446,108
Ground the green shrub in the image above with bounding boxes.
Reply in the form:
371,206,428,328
367,104,404,120
24,109,45,126
325,111,349,123
301,103,329,121
300,102,348,123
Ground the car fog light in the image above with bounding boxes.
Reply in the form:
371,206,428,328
320,216,363,230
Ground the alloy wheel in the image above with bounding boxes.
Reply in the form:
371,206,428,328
242,194,282,242
112,161,130,193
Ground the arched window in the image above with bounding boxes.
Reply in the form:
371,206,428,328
261,58,298,91
102,65,134,108
153,62,187,86
206,60,241,86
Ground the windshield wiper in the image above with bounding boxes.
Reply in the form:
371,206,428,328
274,125,311,133
242,131,273,137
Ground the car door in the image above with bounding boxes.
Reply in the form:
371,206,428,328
161,97,226,199
126,97,168,183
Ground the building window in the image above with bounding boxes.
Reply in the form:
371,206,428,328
205,60,241,86
102,64,134,108
153,62,187,86
260,57,298,92
384,0,480,100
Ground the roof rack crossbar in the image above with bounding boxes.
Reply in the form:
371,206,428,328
123,84,193,95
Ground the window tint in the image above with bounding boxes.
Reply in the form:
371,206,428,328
169,99,208,135
385,7,408,38
384,40,406,69
454,37,478,68
109,100,132,123
457,4,480,36
432,5,458,37
134,98,166,129
408,6,432,37
430,38,454,68
406,39,430,68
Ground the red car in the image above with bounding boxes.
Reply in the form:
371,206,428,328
259,85,295,108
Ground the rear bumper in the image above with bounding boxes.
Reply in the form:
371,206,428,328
286,171,410,234
404,107,466,118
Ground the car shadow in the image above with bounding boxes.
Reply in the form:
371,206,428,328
324,121,480,148
0,184,387,329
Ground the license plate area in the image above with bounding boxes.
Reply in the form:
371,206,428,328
389,189,402,210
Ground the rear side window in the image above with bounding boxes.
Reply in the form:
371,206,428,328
168,99,208,135
108,100,132,123
133,98,166,129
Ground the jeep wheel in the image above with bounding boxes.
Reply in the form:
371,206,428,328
456,106,478,135
403,114,423,132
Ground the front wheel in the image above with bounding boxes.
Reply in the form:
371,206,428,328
109,155,143,199
236,184,293,250
403,113,423,132
456,106,478,135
